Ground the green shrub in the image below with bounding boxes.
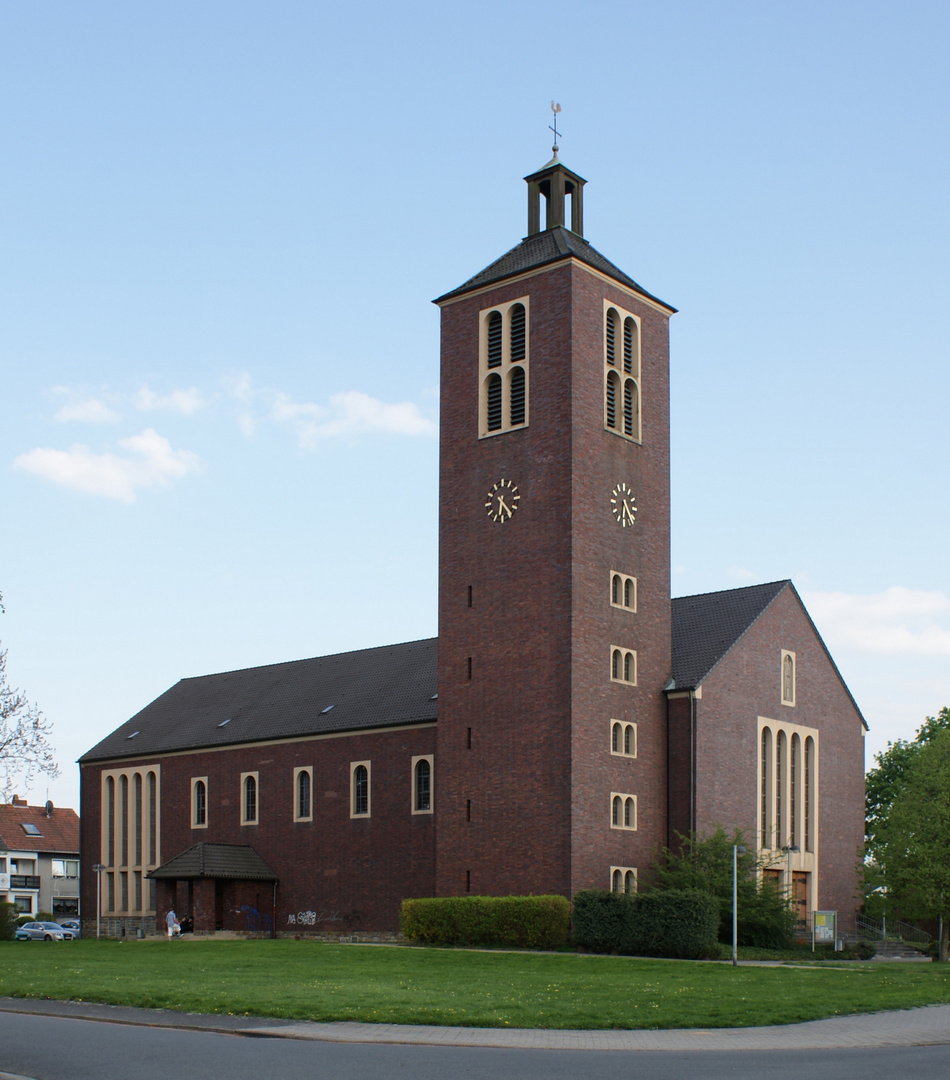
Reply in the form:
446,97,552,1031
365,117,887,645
572,889,635,952
400,895,570,949
0,902,18,941
629,889,720,959
574,889,719,960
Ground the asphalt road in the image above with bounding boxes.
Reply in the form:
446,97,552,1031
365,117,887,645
1,1008,949,1080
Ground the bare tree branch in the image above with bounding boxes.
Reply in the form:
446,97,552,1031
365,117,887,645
0,590,60,799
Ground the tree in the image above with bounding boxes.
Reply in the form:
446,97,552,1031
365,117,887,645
875,722,950,961
864,707,950,952
650,826,797,948
0,591,59,800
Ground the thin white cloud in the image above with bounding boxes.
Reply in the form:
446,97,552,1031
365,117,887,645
135,385,204,415
13,429,201,503
803,587,950,657
53,399,120,424
272,390,436,448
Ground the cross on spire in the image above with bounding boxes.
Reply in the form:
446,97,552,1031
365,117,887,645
549,101,561,157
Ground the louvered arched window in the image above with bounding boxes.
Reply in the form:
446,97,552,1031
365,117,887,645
481,299,529,435
604,303,641,441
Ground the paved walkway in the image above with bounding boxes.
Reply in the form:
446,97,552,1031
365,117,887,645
1,997,948,1052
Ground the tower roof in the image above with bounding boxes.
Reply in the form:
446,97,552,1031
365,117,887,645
435,225,674,309
435,157,674,309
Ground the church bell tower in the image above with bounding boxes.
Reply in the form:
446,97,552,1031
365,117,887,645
434,155,675,899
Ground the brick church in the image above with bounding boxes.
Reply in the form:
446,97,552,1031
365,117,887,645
79,155,866,936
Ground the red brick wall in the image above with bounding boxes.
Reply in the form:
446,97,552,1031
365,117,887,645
690,586,865,916
435,259,672,899
80,723,436,934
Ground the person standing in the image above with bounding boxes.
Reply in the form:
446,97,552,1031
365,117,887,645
166,909,180,939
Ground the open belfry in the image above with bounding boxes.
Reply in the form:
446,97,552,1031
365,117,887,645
80,152,865,936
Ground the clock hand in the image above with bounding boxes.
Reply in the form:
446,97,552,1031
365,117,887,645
497,496,512,518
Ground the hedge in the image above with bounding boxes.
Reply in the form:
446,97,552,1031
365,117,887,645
401,895,571,949
0,902,18,942
574,888,720,959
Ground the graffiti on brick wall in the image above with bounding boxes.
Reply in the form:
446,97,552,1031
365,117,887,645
239,905,274,933
286,908,344,926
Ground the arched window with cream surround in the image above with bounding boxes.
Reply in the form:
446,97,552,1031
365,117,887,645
480,299,529,436
760,727,772,847
775,731,785,847
805,736,816,852
790,734,801,848
242,773,258,825
604,303,641,441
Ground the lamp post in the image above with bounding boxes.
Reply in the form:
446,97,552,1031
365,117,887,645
732,845,746,967
92,864,105,939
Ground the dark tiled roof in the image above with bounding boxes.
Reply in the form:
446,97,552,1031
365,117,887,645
0,803,80,854
670,580,790,689
147,843,277,881
434,226,676,311
81,637,438,763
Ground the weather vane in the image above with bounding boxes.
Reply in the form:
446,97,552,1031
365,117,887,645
549,101,561,157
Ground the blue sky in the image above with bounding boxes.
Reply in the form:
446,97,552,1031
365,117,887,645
1,0,948,809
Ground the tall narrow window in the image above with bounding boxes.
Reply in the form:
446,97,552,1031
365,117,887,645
193,779,207,827
612,795,621,825
805,737,816,853
242,773,258,825
509,303,525,361
148,771,157,864
781,651,796,706
775,731,785,846
790,734,800,848
606,308,618,366
413,757,432,812
351,762,370,817
624,869,636,893
760,728,771,845
106,776,115,866
611,722,620,752
612,868,622,892
297,769,311,820
486,373,502,431
487,311,502,367
624,724,636,756
119,775,128,866
606,370,619,428
134,773,142,865
509,367,525,426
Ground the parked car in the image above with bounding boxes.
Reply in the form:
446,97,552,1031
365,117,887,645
15,927,31,941
58,918,81,939
17,921,72,941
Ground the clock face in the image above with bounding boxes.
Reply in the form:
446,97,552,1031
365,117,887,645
485,478,520,523
610,482,637,527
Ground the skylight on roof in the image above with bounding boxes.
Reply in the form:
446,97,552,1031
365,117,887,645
21,823,42,836
126,731,140,739
218,718,232,727
321,704,335,713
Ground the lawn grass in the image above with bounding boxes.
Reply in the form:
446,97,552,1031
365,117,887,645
0,939,947,1030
